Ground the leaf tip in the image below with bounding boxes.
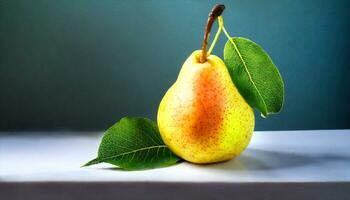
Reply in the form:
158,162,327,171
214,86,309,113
81,158,100,168
260,113,267,118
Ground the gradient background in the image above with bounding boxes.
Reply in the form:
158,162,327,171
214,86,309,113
1,0,349,132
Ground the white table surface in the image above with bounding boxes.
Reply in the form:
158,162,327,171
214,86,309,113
1,130,350,200
1,129,350,182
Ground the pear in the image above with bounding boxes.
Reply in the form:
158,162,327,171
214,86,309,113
157,5,254,164
157,50,254,164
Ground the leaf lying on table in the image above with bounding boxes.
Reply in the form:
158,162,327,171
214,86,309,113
224,37,284,117
83,117,181,170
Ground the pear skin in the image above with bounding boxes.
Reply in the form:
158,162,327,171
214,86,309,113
157,50,254,164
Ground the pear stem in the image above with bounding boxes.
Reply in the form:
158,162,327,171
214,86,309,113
200,4,225,63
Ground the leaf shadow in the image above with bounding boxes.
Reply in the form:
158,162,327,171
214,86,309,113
96,167,125,171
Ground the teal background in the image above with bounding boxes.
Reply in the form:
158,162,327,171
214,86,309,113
1,0,349,131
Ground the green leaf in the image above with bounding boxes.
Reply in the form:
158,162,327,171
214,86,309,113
83,117,181,170
224,37,284,117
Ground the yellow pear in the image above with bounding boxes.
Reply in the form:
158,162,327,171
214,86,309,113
157,50,254,164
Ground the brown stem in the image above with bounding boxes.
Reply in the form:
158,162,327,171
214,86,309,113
199,4,225,63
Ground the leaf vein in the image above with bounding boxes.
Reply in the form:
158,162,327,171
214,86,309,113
98,145,168,163
224,32,268,114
